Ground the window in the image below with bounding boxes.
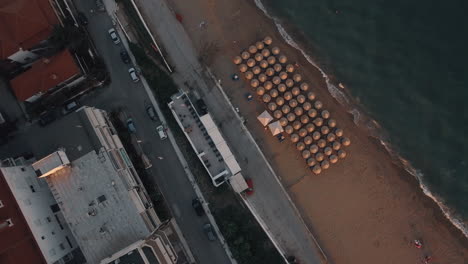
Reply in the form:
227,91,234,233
50,204,60,213
59,243,65,250
29,185,36,193
0,200,3,208
65,236,73,249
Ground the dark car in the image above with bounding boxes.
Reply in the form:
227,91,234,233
77,12,88,26
120,50,130,64
145,105,157,121
126,118,136,133
39,111,56,127
192,198,204,216
203,223,216,241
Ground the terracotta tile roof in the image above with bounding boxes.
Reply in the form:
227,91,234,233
0,0,59,59
11,50,81,101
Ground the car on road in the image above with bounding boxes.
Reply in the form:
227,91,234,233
192,198,204,216
39,111,56,127
128,67,140,82
203,223,216,241
120,50,130,64
108,28,120,44
145,105,157,121
156,125,167,140
77,12,88,26
126,118,136,133
62,101,79,115
95,0,105,12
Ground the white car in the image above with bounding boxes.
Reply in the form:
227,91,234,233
156,125,167,140
108,28,120,44
128,67,140,82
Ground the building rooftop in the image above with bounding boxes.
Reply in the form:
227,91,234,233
0,0,59,59
45,151,152,264
11,50,80,101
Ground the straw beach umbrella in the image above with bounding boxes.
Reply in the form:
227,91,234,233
285,79,294,88
262,94,271,103
303,102,312,111
335,128,344,137
286,64,295,73
328,119,337,128
285,125,294,134
308,109,318,118
296,142,305,151
314,100,323,110
306,123,315,133
324,147,332,156
260,60,268,68
272,76,281,85
284,92,293,101
341,137,351,146
276,97,285,106
291,134,299,143
307,91,316,101
266,68,275,76
278,84,287,92
338,149,347,159
278,55,287,64
268,102,277,111
300,115,309,124
307,158,317,167
279,117,288,127
267,56,276,65
321,125,330,135
315,152,325,162
332,141,341,151
245,71,254,80
312,131,321,141
293,74,302,83
318,139,326,148
327,133,336,142
281,105,291,114
272,46,280,55
302,150,311,159
310,144,319,154
312,165,322,175
270,89,278,98
252,66,261,75
274,63,282,72
292,121,301,130
254,53,263,62
279,71,288,80
258,74,267,83
249,45,257,54
262,48,271,57
330,155,338,164
273,110,282,119
263,36,273,45
298,128,307,138
313,117,323,127
256,41,264,50
251,79,259,88
300,83,309,91
297,94,306,104
289,99,298,108
239,64,247,73
241,51,250,60
304,136,313,145
256,86,265,95
247,58,256,67
294,107,304,116
292,87,300,96
287,113,296,122
264,81,273,90
321,110,330,119
321,160,330,170
233,56,242,64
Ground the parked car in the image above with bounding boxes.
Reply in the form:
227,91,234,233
77,12,88,26
108,28,120,44
245,178,254,196
203,223,216,241
39,111,56,127
95,0,105,12
191,198,204,216
62,101,79,115
128,67,140,82
120,50,130,64
156,125,167,140
145,105,157,121
126,118,136,133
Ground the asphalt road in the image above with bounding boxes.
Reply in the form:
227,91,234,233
0,1,231,263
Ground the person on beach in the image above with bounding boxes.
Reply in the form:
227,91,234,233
413,239,423,249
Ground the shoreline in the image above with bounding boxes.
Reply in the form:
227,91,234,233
252,0,468,239
164,0,468,262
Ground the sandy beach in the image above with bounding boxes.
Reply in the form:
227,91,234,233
162,0,468,263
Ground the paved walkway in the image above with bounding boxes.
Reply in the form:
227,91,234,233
134,0,325,263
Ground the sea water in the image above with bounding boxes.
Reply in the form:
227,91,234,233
258,0,468,235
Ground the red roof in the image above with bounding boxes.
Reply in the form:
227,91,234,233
0,171,46,264
0,0,59,59
11,50,81,101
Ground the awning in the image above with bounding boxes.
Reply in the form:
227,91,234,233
257,110,273,126
268,120,284,136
